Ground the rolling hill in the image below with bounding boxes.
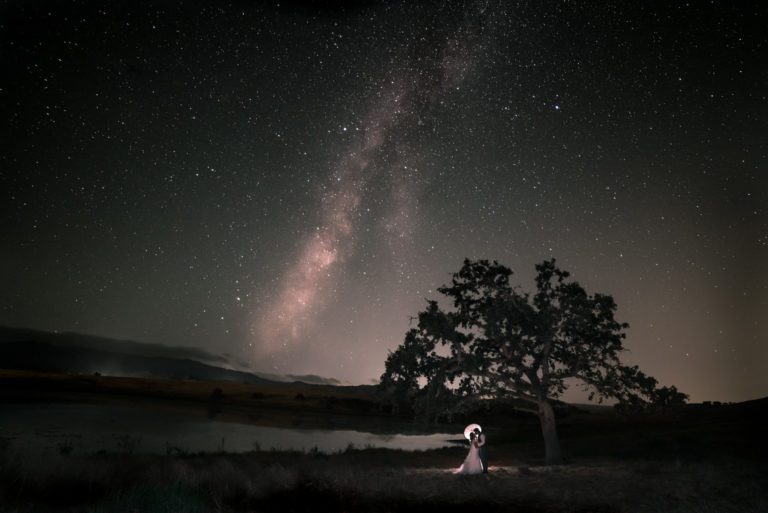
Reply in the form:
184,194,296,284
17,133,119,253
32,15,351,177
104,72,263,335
0,326,339,385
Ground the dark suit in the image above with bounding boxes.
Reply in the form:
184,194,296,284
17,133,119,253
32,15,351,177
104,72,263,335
475,431,487,472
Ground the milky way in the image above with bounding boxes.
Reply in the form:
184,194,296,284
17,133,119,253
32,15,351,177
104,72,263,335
255,16,488,368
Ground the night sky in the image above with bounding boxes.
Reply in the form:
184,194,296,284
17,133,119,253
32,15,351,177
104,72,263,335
2,1,766,403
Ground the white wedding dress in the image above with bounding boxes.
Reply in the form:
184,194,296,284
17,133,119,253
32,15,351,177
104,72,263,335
454,441,484,474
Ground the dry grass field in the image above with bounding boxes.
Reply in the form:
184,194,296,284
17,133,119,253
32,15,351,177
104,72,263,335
0,369,393,433
1,369,766,512
3,449,766,513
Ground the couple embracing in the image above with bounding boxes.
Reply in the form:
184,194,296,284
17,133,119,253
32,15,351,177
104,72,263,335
454,424,487,474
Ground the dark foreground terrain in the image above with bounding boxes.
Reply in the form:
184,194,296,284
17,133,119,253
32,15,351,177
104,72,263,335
1,370,766,512
3,450,766,513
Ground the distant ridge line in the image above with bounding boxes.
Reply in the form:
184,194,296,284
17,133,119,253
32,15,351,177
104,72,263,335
0,326,344,386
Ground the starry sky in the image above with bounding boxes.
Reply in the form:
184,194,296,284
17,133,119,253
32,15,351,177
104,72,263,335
1,1,766,403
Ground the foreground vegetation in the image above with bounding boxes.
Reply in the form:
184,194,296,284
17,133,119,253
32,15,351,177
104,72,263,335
1,370,766,512
2,446,766,513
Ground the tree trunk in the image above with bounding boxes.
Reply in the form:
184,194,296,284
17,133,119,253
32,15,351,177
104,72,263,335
538,399,563,465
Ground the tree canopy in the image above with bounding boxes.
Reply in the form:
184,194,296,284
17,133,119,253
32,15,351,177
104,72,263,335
380,258,687,464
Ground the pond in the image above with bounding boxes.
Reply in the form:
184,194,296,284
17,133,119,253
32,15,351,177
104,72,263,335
0,403,460,455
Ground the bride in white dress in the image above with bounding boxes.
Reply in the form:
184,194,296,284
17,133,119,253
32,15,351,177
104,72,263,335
454,432,484,474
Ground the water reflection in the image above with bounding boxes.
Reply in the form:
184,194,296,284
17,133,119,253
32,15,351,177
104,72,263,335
0,403,456,455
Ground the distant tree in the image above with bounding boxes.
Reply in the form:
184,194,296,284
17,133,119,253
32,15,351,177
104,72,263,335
380,258,688,464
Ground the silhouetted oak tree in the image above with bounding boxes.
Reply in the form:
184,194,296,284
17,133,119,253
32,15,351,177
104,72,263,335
380,259,687,464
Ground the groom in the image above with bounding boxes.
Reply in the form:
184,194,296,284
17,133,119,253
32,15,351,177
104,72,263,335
474,427,487,473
